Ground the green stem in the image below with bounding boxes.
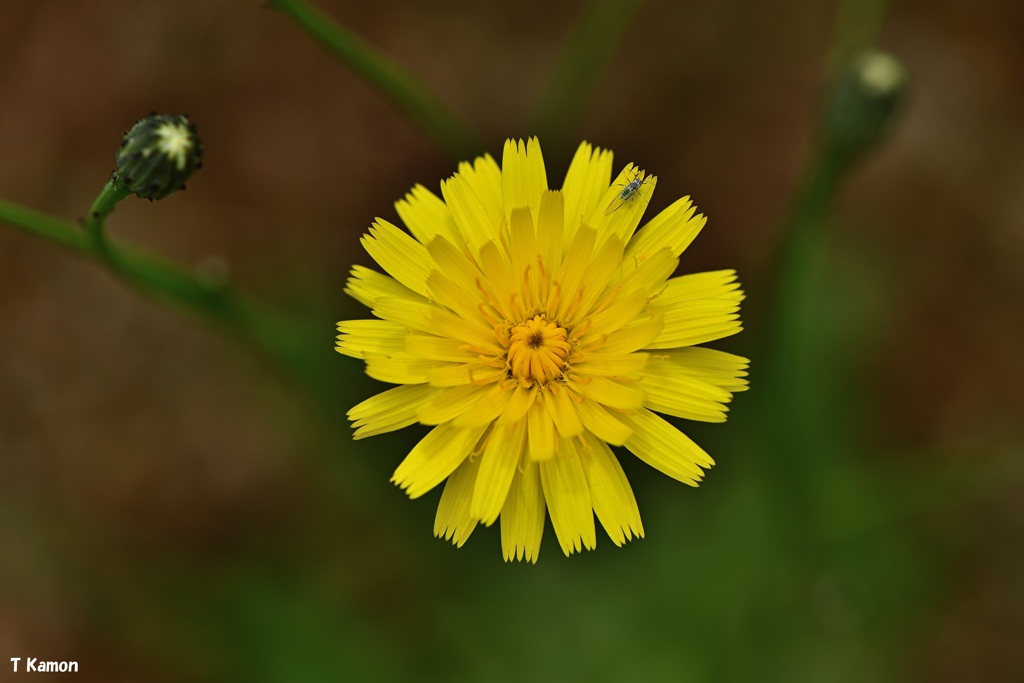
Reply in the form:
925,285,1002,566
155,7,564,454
828,0,891,68
1,192,329,400
752,3,903,537
0,196,90,254
769,154,842,379
82,176,131,264
527,0,646,150
267,0,479,160
3,187,385,508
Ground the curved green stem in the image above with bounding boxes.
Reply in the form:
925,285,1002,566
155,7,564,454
267,0,479,160
0,192,329,400
82,176,131,264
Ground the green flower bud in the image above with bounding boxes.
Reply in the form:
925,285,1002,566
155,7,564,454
115,114,203,200
823,51,907,166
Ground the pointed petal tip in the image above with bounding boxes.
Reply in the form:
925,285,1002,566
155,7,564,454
610,525,647,546
503,546,538,564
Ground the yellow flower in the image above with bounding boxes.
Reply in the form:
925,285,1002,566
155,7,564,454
337,138,748,562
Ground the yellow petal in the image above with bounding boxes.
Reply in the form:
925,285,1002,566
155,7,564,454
336,319,406,359
568,233,627,328
575,351,649,377
424,363,502,387
526,398,555,461
544,386,584,438
441,173,494,257
364,352,441,384
457,153,503,229
637,367,733,423
472,419,527,525
600,312,664,354
477,241,515,320
344,265,426,309
553,225,596,321
416,383,490,425
392,423,486,499
360,219,432,296
561,141,613,247
645,300,742,348
404,334,477,363
623,196,706,275
497,384,537,425
536,190,565,274
575,399,633,446
571,375,645,411
621,409,713,485
584,288,651,344
502,137,548,222
428,306,502,351
607,242,678,292
426,235,487,302
645,270,745,348
426,270,486,324
593,248,679,333
434,456,480,547
657,269,745,304
394,183,461,247
508,207,541,308
539,438,596,556
658,347,750,393
348,383,441,439
501,460,546,563
590,164,657,245
589,248,677,334
371,297,433,333
452,383,513,428
579,432,643,545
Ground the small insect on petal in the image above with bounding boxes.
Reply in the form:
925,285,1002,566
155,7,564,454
604,171,653,216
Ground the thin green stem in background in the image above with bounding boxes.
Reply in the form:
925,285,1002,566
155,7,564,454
828,0,891,68
767,52,905,389
747,0,906,549
527,0,646,151
0,196,90,254
769,0,900,368
0,193,327,400
267,0,479,160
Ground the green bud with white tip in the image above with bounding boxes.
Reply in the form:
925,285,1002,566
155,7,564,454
115,114,203,200
822,50,907,167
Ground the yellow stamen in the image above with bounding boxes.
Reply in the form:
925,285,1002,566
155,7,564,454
468,366,494,385
572,317,593,339
578,332,608,353
589,283,621,317
537,256,549,304
510,292,523,320
478,301,501,326
506,315,571,386
563,287,584,325
522,265,533,310
546,281,562,319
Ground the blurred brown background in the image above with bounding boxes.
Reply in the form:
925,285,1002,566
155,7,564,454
1,0,1022,681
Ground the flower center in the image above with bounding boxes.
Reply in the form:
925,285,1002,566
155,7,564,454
506,315,571,386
